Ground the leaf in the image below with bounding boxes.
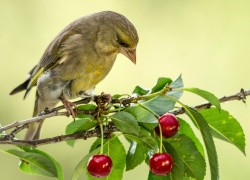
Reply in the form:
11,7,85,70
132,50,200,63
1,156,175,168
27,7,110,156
200,107,245,154
170,74,183,89
164,134,206,180
183,88,221,110
148,171,171,180
6,148,62,179
112,94,126,99
77,104,96,111
89,138,102,153
133,85,150,96
21,147,63,180
65,117,96,147
125,106,158,131
185,106,219,180
167,75,184,101
99,136,126,180
72,148,100,180
111,111,140,135
143,95,176,115
142,75,184,116
125,129,158,152
151,77,173,93
126,141,148,171
65,118,96,135
178,118,204,156
162,141,185,180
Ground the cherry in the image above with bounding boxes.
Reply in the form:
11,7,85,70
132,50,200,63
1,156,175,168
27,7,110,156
87,154,112,178
155,113,179,138
149,153,173,175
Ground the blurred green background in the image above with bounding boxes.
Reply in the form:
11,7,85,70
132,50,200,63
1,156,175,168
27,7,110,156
0,0,250,179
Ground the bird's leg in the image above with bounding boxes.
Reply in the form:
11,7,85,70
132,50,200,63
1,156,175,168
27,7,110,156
59,96,77,119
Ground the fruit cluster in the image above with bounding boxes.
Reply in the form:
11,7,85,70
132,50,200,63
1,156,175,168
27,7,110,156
87,113,179,178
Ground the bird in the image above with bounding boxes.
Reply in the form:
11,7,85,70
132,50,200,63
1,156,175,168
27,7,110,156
9,11,139,141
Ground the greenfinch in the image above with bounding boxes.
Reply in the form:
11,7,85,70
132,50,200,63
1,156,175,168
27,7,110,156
10,11,139,140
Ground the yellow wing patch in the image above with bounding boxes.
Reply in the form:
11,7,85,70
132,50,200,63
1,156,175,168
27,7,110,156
27,67,44,89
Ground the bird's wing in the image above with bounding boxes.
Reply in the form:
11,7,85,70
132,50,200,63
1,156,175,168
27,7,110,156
25,29,85,97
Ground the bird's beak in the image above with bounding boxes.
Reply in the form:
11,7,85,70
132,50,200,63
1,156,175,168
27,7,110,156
120,47,136,64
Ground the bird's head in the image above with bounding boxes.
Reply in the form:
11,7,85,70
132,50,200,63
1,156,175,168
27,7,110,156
94,11,139,64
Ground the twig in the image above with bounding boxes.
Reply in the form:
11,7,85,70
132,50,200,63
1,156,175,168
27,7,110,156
0,124,118,147
172,88,249,115
0,97,93,133
0,111,67,133
0,88,249,147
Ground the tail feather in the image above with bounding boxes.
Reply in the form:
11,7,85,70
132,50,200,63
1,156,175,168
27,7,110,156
9,79,30,98
10,65,37,99
25,91,59,140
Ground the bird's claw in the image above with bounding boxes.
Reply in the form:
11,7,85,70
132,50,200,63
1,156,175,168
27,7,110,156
60,97,77,119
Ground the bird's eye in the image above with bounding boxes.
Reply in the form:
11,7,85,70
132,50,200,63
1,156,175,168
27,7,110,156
117,38,129,47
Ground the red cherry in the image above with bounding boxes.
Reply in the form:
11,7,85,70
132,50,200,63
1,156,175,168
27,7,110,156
149,153,173,175
87,154,112,178
155,113,179,138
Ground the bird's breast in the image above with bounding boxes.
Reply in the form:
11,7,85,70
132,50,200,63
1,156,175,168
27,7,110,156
67,55,117,98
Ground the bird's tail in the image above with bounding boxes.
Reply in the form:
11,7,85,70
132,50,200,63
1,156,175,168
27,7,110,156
9,79,30,96
24,91,58,140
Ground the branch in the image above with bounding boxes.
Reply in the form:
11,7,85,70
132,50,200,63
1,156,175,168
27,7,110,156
0,124,118,147
0,96,93,133
0,88,249,147
172,88,249,115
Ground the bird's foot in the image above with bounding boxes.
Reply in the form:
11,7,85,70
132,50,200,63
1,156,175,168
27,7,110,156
59,97,77,119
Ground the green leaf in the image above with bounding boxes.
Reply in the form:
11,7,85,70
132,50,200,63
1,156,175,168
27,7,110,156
162,141,185,180
22,147,63,180
65,117,96,147
142,75,184,116
89,138,102,153
148,171,171,180
112,94,126,99
178,118,204,157
126,141,148,171
183,88,221,110
102,136,126,180
111,111,140,135
167,75,184,101
125,129,158,152
164,134,206,180
151,77,173,93
185,106,219,180
200,107,245,154
77,104,96,111
170,74,183,89
72,147,100,180
65,118,96,135
143,95,176,115
6,148,62,179
133,85,150,96
125,106,158,131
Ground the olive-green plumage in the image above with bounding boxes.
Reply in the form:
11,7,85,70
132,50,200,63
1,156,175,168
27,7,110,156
10,11,139,140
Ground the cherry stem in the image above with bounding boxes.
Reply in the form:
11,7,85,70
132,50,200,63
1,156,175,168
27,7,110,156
100,121,104,154
158,124,163,154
